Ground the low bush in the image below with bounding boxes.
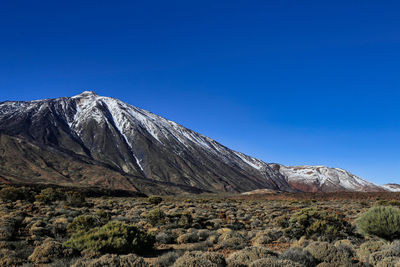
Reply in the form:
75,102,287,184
65,191,86,207
356,206,400,241
0,186,31,202
305,241,353,266
279,247,316,267
64,221,155,254
148,196,163,205
356,240,386,262
147,209,166,226
375,200,400,207
72,253,149,267
95,209,111,221
154,251,181,267
156,231,176,244
177,232,198,244
370,250,400,266
35,188,65,203
173,251,226,267
0,249,23,266
286,207,352,241
376,257,400,267
227,246,277,265
219,237,247,250
249,258,303,267
0,216,18,241
28,238,68,264
252,229,283,245
67,215,104,233
167,213,193,228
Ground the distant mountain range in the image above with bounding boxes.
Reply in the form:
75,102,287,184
0,91,396,194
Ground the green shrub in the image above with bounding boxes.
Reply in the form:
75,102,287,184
35,188,65,203
64,221,155,254
146,209,166,226
67,215,103,233
148,196,163,205
356,206,400,241
0,186,30,202
375,200,400,207
286,207,352,241
274,214,290,228
95,209,111,221
167,213,193,228
65,191,86,207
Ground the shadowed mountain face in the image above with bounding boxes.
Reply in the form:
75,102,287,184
0,91,293,193
0,91,390,194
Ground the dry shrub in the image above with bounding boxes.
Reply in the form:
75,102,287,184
173,251,226,267
28,238,70,264
227,246,277,266
72,253,148,267
249,258,303,267
305,241,353,266
279,247,316,267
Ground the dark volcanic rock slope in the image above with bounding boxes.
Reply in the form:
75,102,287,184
0,91,293,193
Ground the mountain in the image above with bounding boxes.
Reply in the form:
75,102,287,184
269,164,384,192
382,184,400,192
0,91,391,194
0,91,293,194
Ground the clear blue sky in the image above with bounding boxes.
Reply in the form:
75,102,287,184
1,1,399,185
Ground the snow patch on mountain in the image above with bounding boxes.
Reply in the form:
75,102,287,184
69,92,266,171
277,165,381,191
382,184,400,192
0,90,393,193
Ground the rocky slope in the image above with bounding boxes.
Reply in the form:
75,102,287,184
0,91,392,194
0,91,292,193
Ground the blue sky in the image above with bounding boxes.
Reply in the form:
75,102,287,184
1,1,399,184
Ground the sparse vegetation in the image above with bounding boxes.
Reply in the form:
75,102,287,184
0,185,400,265
0,186,31,202
148,196,163,205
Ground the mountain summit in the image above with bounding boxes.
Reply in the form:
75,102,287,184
0,92,390,194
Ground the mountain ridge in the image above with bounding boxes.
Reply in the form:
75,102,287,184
0,91,394,194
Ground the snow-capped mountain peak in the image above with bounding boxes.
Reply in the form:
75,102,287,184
0,91,393,193
272,164,383,192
